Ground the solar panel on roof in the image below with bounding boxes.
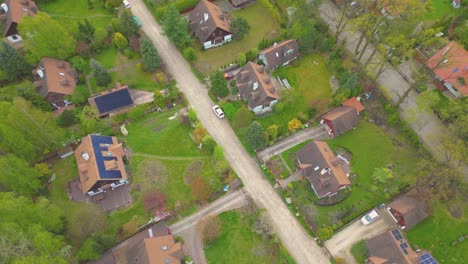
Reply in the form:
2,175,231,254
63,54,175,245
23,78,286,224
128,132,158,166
90,135,123,180
94,88,133,114
419,253,438,264
392,230,403,240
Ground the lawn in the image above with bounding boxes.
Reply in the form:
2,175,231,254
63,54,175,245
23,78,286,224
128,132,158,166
279,120,420,227
39,0,113,35
95,47,141,69
406,201,468,263
257,53,333,129
424,0,463,21
204,210,295,264
125,109,205,157
109,63,160,92
193,3,281,75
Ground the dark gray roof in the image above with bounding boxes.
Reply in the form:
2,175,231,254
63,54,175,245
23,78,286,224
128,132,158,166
322,106,359,136
389,189,431,230
260,39,299,69
366,230,418,264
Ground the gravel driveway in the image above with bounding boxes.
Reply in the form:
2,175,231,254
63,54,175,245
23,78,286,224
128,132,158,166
129,1,330,263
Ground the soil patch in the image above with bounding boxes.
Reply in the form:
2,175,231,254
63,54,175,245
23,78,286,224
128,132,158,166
153,124,166,132
184,160,204,184
136,160,168,191
266,159,283,177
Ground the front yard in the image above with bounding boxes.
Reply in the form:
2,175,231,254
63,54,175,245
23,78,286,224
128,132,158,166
192,2,281,75
406,201,468,262
204,210,295,264
275,120,420,229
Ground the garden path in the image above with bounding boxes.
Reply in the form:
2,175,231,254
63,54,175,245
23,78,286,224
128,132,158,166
130,152,210,161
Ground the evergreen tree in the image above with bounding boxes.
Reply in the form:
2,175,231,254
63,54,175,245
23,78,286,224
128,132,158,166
163,5,192,48
119,10,139,39
77,19,96,46
113,32,128,50
90,59,111,87
246,121,266,150
140,37,160,71
0,42,31,80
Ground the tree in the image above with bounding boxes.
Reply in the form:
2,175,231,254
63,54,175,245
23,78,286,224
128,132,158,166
113,32,128,50
56,109,78,127
70,85,91,105
67,203,106,244
233,107,253,128
183,47,197,62
193,126,207,143
191,176,211,202
237,52,246,66
90,59,111,87
0,155,43,196
163,5,192,48
265,125,278,142
153,91,167,108
199,216,221,244
246,121,266,150
288,118,302,132
77,19,96,47
118,10,139,39
210,71,229,98
0,42,30,80
231,16,250,41
202,135,216,154
79,106,100,133
16,82,52,111
19,12,76,62
372,167,393,184
140,37,161,71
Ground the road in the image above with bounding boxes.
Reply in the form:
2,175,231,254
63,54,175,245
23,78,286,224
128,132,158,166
130,0,331,263
319,0,467,176
171,189,248,264
257,125,329,162
325,208,396,263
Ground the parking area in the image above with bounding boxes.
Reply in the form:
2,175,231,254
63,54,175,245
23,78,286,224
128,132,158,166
325,206,397,263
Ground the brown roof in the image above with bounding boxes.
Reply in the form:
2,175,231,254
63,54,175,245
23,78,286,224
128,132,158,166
144,235,183,264
426,41,468,96
236,62,280,109
260,39,300,69
1,0,38,37
342,97,365,113
189,0,230,43
389,189,430,230
295,141,351,198
322,106,359,136
229,0,251,7
366,229,418,264
74,135,127,194
33,58,78,98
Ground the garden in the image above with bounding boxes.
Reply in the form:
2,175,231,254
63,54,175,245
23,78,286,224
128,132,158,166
202,209,295,264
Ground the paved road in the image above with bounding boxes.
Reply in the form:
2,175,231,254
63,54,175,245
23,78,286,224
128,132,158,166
325,208,396,263
130,1,331,263
319,0,467,176
258,126,329,162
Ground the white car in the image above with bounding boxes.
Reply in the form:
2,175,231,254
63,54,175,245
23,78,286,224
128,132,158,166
361,210,379,225
123,0,131,8
212,105,225,119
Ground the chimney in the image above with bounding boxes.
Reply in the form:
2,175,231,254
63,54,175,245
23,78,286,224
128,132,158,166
252,81,258,90
58,62,66,69
60,80,70,86
257,66,264,73
204,13,209,22
263,77,270,84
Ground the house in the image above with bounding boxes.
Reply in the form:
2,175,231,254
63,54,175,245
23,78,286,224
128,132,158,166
366,229,419,264
321,106,359,137
342,96,365,113
0,0,38,44
426,41,468,98
236,62,280,115
74,135,128,196
112,223,184,264
387,189,431,230
228,0,255,8
380,0,412,19
295,141,351,198
32,57,78,107
189,0,232,49
259,39,300,70
88,83,135,117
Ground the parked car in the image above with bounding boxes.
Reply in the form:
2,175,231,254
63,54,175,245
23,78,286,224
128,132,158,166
123,0,131,8
212,105,225,119
361,210,379,225
224,71,235,80
133,16,142,27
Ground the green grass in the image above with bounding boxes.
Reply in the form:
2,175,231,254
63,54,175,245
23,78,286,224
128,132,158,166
406,201,468,263
350,240,368,264
125,109,207,157
110,64,160,92
39,0,113,35
257,54,333,129
424,0,463,21
205,210,295,264
193,3,281,75
95,47,139,69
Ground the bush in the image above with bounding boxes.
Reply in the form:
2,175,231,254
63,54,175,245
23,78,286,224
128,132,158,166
70,56,89,74
202,135,216,154
191,176,211,202
246,48,259,61
351,240,368,264
200,216,221,245
221,102,237,120
237,52,246,66
56,109,79,127
288,118,302,132
233,107,253,128
210,71,229,98
297,112,309,123
273,102,285,113
76,238,100,261
246,121,266,150
317,226,334,241
183,47,197,62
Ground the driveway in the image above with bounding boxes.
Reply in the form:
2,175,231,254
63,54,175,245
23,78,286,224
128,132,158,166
325,207,397,263
319,0,467,176
257,125,329,162
129,1,330,263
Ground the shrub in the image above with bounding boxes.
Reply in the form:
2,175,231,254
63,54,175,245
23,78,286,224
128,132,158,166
56,109,79,127
70,56,89,74
221,102,237,120
246,121,266,150
246,48,259,61
199,216,221,244
273,102,285,113
233,107,253,128
113,32,128,50
210,71,229,98
351,240,368,264
237,52,246,66
288,118,302,132
191,176,211,202
192,126,207,143
297,112,309,123
317,226,334,241
202,135,216,154
183,47,197,62
265,125,278,142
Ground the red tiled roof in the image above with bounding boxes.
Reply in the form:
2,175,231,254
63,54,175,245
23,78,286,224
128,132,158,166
426,41,468,96
342,97,365,113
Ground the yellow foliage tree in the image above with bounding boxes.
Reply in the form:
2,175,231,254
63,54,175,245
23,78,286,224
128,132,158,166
193,126,207,143
288,118,302,132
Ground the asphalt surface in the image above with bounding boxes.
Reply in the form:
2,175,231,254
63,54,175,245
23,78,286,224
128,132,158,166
129,0,331,263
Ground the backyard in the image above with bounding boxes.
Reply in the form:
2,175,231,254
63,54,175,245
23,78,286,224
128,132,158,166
276,120,420,228
407,201,468,262
204,210,295,264
192,2,281,75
